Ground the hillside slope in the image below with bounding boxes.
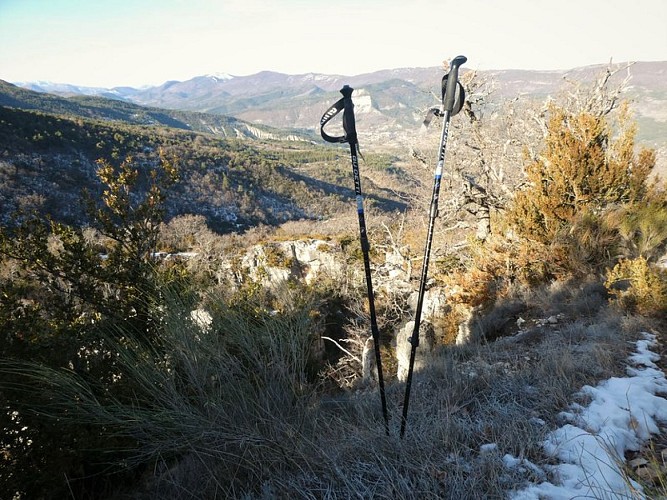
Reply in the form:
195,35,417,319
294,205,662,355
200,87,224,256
0,105,406,232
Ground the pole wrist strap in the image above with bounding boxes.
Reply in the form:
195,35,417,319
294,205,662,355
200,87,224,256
320,98,348,143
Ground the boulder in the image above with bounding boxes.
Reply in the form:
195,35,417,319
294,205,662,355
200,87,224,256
396,320,435,382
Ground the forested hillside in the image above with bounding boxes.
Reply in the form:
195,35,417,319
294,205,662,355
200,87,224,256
20,62,666,161
0,104,405,232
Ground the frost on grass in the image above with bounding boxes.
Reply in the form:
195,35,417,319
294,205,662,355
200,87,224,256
510,332,667,500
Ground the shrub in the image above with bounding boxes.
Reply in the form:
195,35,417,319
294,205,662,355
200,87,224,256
504,102,656,279
614,192,667,261
507,104,654,245
605,256,667,316
556,209,621,275
0,152,186,497
1,286,321,498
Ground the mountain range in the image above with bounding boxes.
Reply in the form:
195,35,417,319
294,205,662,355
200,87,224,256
13,61,667,152
0,80,312,142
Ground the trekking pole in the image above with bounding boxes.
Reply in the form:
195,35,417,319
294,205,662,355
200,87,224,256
320,85,389,435
400,56,467,438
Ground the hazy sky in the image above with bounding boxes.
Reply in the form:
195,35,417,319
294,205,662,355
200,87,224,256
1,0,666,87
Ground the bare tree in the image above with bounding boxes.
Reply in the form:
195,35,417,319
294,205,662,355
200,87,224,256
408,61,636,244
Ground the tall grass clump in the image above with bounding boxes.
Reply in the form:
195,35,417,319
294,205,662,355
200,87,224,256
1,286,325,498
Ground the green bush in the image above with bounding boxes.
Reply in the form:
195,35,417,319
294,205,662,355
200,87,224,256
615,192,667,261
507,104,654,246
0,153,186,497
504,102,656,280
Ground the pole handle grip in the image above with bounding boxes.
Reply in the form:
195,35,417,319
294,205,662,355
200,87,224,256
340,85,357,144
320,85,358,145
443,55,467,112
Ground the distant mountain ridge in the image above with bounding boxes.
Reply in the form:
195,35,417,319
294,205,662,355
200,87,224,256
9,61,667,151
2,62,666,232
0,80,313,142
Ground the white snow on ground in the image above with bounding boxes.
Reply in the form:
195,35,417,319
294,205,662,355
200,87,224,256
508,332,667,499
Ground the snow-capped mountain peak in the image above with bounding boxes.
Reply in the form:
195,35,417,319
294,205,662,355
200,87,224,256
205,72,234,82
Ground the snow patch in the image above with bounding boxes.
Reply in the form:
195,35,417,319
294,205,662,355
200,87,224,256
509,331,667,499
206,72,234,81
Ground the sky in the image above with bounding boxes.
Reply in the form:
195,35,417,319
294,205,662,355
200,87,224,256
1,0,666,88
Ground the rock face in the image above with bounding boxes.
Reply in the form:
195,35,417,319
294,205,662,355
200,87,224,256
396,320,436,382
407,288,448,320
361,336,377,383
455,306,477,345
239,239,344,288
227,238,484,382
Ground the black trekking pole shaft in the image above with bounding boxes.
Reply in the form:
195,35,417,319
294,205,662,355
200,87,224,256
400,56,466,438
349,138,389,436
322,85,389,435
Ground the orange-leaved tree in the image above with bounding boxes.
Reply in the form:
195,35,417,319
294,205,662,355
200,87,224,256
505,100,656,278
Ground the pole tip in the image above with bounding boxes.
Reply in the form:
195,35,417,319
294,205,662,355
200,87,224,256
340,85,354,98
